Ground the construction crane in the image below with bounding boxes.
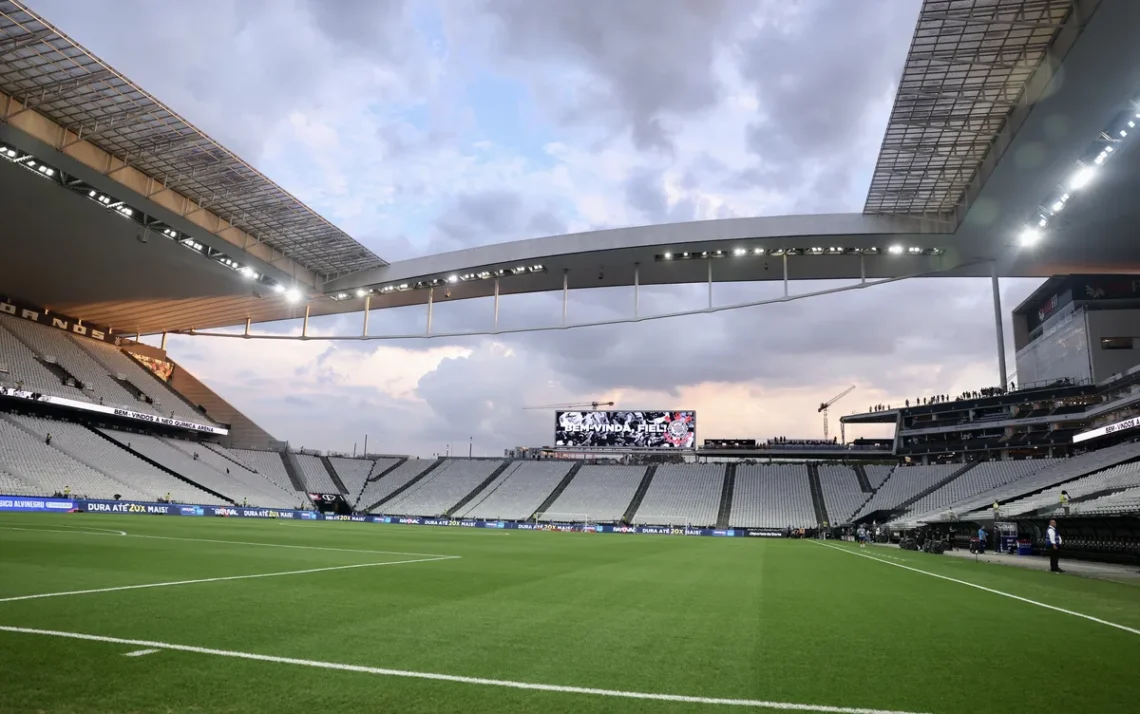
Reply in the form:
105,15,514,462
522,401,615,411
817,385,855,442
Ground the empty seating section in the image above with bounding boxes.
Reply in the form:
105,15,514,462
864,465,893,489
0,314,154,413
900,460,1054,523
997,460,1140,518
11,416,224,504
542,464,647,522
102,430,259,504
0,464,38,495
456,461,572,520
1071,486,1140,516
633,464,724,526
360,459,434,509
731,465,815,528
852,464,959,519
0,416,152,500
294,454,340,493
164,438,297,508
0,324,89,401
329,457,386,500
817,466,865,524
81,341,207,422
379,459,503,516
952,440,1140,518
229,449,296,494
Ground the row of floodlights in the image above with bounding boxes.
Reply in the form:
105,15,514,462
330,264,547,301
1,141,307,304
657,245,942,260
1021,107,1139,247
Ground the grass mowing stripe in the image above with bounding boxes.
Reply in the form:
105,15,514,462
814,541,1140,637
0,625,931,714
0,524,459,559
0,525,127,536
0,556,456,603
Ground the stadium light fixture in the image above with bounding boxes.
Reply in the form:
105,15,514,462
1018,227,1042,247
887,244,904,255
1069,166,1095,190
240,267,258,280
733,248,746,256
753,248,764,255
663,252,673,259
272,284,286,294
355,288,368,297
284,288,302,303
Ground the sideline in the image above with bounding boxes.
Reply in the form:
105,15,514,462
0,556,456,604
0,624,930,714
813,541,1140,637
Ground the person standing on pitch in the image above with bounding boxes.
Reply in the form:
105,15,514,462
1046,519,1063,573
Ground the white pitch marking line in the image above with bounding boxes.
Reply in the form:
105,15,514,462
0,525,457,559
123,649,160,657
0,625,929,714
0,555,456,604
813,541,1140,637
0,525,127,536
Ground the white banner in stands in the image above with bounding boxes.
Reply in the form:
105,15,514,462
1072,416,1139,444
0,386,228,435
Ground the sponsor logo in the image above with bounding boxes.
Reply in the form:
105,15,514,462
86,502,169,514
180,506,205,516
213,507,239,517
300,511,318,520
45,501,75,510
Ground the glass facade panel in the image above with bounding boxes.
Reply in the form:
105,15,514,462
1015,306,1092,385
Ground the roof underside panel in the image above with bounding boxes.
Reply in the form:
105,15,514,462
0,0,385,279
864,0,1073,217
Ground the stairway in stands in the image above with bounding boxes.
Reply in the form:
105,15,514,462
621,465,657,524
716,464,737,528
531,463,582,520
353,457,406,510
854,465,873,493
92,427,233,503
445,461,514,517
367,458,444,512
280,452,309,492
319,455,350,495
807,463,829,525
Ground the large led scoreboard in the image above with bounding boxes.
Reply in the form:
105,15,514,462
554,410,696,449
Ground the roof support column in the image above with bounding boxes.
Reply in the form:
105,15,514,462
160,332,167,351
707,259,713,309
302,304,310,338
562,270,569,325
860,253,866,284
362,295,371,337
990,261,1008,390
244,318,251,337
426,287,434,336
493,278,500,331
782,252,789,297
633,263,640,317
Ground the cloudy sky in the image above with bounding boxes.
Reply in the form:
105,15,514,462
29,0,1043,456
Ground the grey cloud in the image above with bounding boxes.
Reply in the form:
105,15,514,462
473,0,755,150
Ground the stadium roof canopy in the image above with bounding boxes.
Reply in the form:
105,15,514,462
2,0,1140,337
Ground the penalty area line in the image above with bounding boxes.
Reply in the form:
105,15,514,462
813,541,1140,637
0,555,456,604
0,625,929,714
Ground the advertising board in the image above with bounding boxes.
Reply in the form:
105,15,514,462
554,410,696,449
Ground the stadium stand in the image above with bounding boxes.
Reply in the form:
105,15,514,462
0,463,38,496
632,463,724,527
864,465,893,489
730,465,816,528
360,459,435,510
164,438,296,508
897,459,1055,523
378,459,504,516
1069,485,1140,516
0,416,152,501
0,314,155,413
454,460,573,521
292,453,340,494
817,466,866,524
228,449,298,496
851,463,960,520
80,341,208,423
4,414,224,504
328,456,380,500
540,464,647,523
993,460,1140,519
0,323,90,401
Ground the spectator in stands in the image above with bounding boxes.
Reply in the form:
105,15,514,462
1060,490,1071,516
62,486,70,497
45,432,52,446
976,526,987,554
1046,519,1063,573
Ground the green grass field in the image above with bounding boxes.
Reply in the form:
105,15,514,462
1,512,1138,714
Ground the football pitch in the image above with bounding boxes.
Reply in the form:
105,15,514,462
1,513,1138,714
